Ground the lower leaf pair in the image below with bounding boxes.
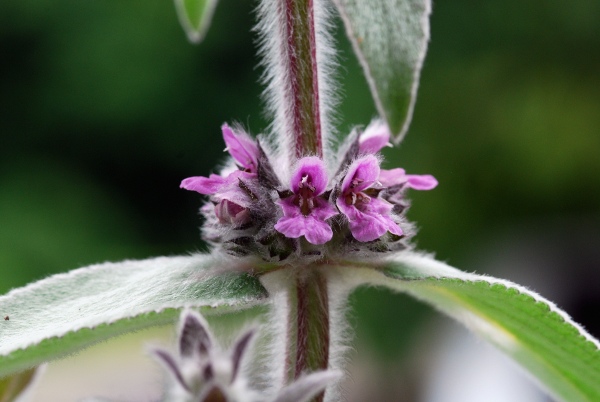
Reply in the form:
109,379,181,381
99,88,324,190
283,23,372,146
0,252,598,401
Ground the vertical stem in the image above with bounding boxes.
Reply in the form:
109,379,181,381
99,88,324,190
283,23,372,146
283,0,323,158
266,1,330,398
285,269,329,401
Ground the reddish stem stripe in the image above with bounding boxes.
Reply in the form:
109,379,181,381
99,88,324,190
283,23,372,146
284,0,322,158
295,278,309,376
294,271,329,402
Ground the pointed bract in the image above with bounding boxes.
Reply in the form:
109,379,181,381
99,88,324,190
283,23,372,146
153,349,190,392
272,371,341,402
179,312,212,357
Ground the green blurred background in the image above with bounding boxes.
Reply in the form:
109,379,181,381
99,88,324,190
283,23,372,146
1,0,600,398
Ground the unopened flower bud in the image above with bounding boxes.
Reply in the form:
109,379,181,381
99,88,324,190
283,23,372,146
215,199,250,226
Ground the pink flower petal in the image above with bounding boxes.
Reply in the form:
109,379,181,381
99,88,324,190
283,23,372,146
222,124,259,172
275,196,337,245
181,170,255,208
335,196,357,221
180,174,227,194
290,157,328,195
303,217,334,245
405,174,438,190
378,168,407,187
348,207,402,242
311,198,338,221
365,197,394,216
337,193,402,242
378,169,438,190
359,119,391,154
277,197,301,217
366,198,403,237
274,215,333,245
214,186,252,208
341,155,380,193
348,211,389,242
274,216,305,239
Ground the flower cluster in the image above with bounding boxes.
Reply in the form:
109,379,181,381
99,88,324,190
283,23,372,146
181,120,437,262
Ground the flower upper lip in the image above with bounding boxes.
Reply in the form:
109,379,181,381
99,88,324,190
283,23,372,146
180,126,261,208
222,123,259,173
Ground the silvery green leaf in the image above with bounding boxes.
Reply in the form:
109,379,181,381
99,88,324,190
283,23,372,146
332,0,431,142
174,0,219,43
334,252,600,402
0,255,267,378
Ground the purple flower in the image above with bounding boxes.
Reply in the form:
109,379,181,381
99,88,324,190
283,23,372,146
180,124,259,204
336,155,402,242
358,119,392,154
180,125,260,226
180,125,259,195
357,120,438,192
180,124,259,194
274,157,337,245
182,171,254,227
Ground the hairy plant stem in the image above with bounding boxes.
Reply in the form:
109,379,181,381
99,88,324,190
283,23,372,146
283,0,323,158
280,1,328,399
285,268,330,401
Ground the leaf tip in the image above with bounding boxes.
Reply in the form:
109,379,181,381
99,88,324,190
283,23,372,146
173,0,217,45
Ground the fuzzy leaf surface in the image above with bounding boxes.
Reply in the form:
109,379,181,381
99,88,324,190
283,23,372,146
332,0,431,141
336,252,600,402
174,0,218,43
0,255,267,378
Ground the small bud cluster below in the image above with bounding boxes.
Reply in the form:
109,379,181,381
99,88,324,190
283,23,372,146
181,120,437,263
151,311,338,402
87,311,338,402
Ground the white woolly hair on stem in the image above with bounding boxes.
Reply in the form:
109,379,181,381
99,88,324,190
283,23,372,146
255,0,339,178
313,0,340,169
260,267,355,402
322,268,355,402
259,269,298,394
